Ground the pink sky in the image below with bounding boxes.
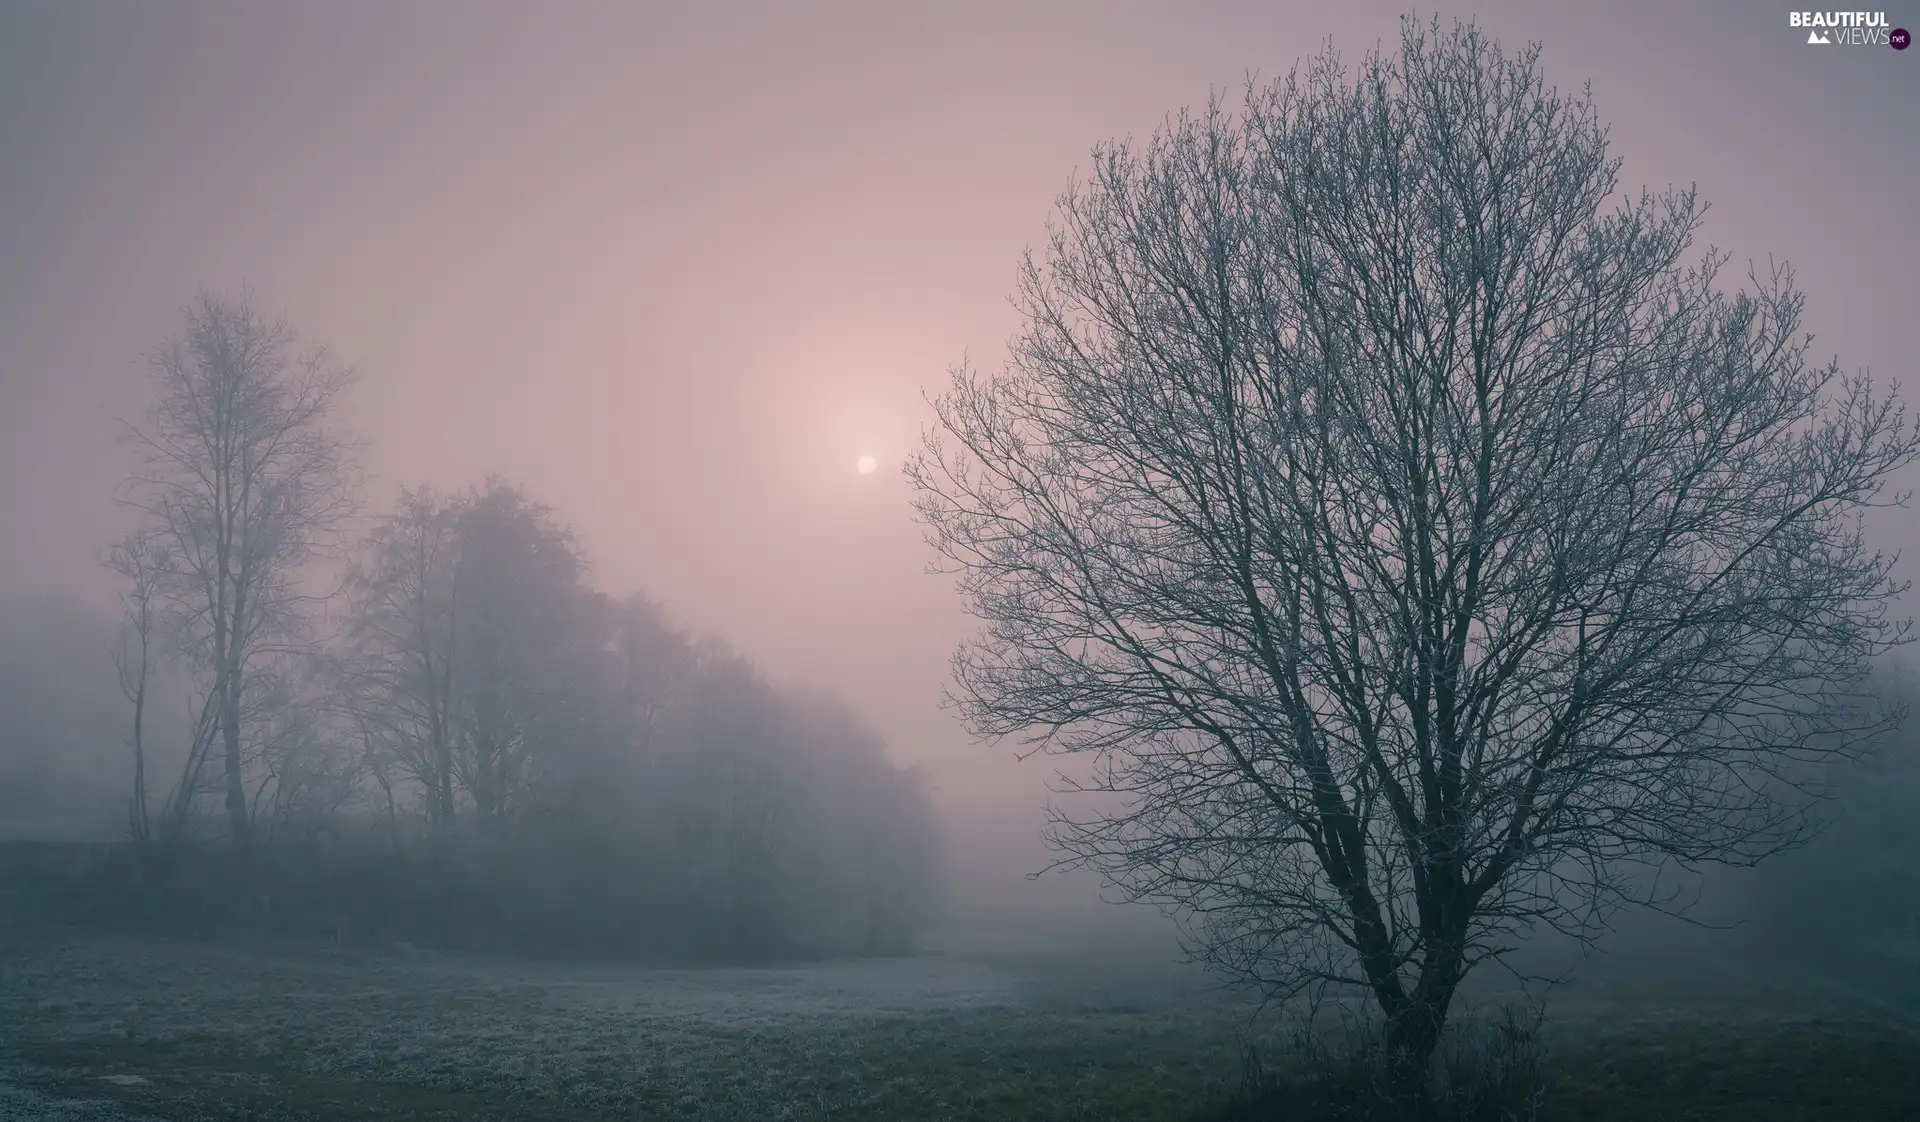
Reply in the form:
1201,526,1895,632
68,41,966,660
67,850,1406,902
1,1,1914,915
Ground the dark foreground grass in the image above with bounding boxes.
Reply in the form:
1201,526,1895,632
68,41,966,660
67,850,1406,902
1548,1021,1920,1122
2,922,1915,1121
1206,1021,1920,1122
10,1020,1917,1122
4,1019,1237,1122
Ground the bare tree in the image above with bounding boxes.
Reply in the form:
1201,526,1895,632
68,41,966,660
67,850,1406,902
103,530,169,850
121,293,357,854
342,479,598,835
445,480,595,832
239,660,364,846
343,486,463,828
911,18,1918,1071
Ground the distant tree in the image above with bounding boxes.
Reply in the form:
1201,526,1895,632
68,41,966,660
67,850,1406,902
156,669,225,848
779,691,943,955
612,593,692,760
243,661,364,846
344,479,602,835
120,293,357,853
639,645,941,959
911,18,1918,1073
89,448,944,959
445,479,600,831
103,530,168,850
344,486,464,828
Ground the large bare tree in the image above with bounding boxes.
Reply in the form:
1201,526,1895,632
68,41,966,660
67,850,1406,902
121,293,357,853
911,18,1918,1068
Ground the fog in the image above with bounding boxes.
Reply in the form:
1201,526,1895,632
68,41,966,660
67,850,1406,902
5,0,1913,950
1,4,1917,1117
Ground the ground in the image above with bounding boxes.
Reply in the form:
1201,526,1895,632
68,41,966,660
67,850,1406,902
0,921,1915,1120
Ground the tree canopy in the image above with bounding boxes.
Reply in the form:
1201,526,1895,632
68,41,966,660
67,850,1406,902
912,16,1917,1065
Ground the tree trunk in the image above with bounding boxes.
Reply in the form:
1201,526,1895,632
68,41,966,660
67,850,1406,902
434,716,455,827
221,667,252,852
128,663,151,851
1380,934,1466,1089
1383,991,1448,1076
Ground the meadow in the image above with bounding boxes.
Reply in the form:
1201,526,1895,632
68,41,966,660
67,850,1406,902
2,919,1916,1121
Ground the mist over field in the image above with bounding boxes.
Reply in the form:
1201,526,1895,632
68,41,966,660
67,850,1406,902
1,3,1916,1119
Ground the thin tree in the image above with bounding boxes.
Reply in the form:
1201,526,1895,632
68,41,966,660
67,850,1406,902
152,677,223,850
103,529,168,851
911,18,1918,1072
121,293,357,854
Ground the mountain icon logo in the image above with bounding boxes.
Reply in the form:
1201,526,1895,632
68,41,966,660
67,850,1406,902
1808,29,1832,43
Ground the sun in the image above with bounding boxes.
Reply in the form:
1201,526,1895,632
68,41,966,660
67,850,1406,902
856,454,878,475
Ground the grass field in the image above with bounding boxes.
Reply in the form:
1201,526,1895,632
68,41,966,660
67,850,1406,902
1,921,1915,1121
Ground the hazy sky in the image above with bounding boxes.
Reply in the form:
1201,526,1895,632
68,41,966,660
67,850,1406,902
2,0,1915,828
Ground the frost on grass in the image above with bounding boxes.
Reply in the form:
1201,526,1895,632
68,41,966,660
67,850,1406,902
0,928,1238,1119
10,926,1895,1120
0,1080,167,1122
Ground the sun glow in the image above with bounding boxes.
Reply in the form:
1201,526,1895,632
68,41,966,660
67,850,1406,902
856,454,878,475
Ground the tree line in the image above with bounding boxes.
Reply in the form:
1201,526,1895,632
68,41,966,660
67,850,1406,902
77,294,939,961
